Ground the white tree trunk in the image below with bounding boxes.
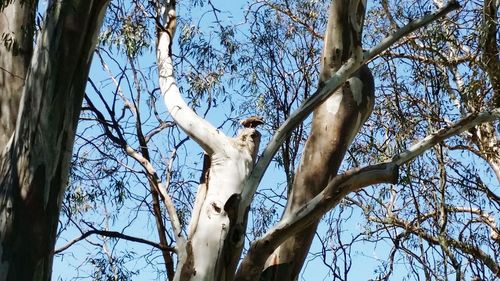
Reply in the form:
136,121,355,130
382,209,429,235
157,5,262,279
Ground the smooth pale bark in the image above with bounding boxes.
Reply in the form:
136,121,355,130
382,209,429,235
157,2,262,280
0,1,109,280
262,1,373,279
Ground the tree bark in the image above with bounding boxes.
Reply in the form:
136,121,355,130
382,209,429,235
475,0,500,183
0,0,36,149
263,1,373,280
0,1,109,280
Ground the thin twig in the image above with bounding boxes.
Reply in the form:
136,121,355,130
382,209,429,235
54,229,175,254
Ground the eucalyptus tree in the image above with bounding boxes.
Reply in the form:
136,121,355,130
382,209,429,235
2,0,498,281
155,0,496,280
0,1,110,280
243,1,500,279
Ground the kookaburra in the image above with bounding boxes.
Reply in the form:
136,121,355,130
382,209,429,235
240,116,264,128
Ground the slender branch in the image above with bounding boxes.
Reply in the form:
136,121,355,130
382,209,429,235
144,121,174,143
95,49,137,115
364,1,460,62
54,229,175,254
88,87,183,240
243,0,461,203
86,79,184,243
236,163,398,280
264,2,323,39
129,58,176,281
392,108,500,165
123,145,184,241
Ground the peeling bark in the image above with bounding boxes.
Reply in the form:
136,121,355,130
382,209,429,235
0,1,109,280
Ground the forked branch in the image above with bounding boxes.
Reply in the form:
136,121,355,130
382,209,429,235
242,1,461,203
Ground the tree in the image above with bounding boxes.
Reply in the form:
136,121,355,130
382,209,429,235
154,0,497,280
2,0,499,281
0,1,110,280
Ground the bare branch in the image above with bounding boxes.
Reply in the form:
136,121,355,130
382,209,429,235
371,215,500,277
123,145,184,241
264,2,323,39
54,229,175,254
364,1,460,62
392,108,500,165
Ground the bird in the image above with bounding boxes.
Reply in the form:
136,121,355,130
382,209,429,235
240,116,264,128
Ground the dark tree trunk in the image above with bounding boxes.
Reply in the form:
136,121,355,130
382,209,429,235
263,1,374,279
0,0,36,149
0,1,109,280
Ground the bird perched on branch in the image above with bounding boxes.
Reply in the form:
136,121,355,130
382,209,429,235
240,116,264,128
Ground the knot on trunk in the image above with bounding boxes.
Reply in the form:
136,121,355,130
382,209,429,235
240,116,264,128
